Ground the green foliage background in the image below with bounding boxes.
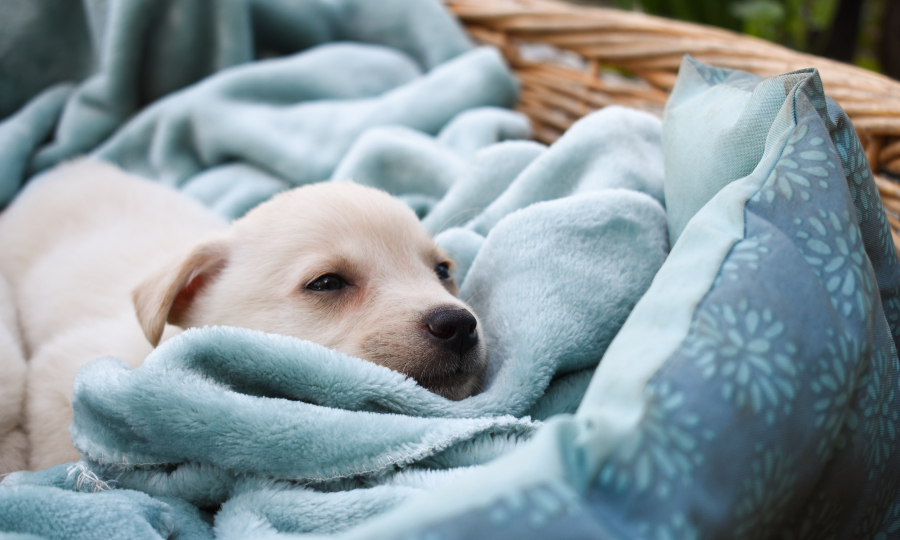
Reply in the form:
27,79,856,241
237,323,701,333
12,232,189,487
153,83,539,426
610,0,885,72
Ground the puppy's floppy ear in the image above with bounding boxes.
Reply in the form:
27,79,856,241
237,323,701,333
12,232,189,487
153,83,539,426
133,240,229,347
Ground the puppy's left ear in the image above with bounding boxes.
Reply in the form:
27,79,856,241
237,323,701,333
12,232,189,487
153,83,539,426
133,240,229,347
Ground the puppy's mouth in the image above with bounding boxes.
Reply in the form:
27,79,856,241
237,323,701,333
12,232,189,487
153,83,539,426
415,372,480,401
417,366,473,390
411,349,486,401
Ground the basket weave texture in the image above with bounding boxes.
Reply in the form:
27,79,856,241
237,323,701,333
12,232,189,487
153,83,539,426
445,0,900,256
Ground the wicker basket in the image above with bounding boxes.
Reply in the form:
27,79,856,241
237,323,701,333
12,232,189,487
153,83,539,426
445,0,900,256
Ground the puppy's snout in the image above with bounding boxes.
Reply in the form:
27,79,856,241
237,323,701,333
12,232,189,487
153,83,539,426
425,307,479,357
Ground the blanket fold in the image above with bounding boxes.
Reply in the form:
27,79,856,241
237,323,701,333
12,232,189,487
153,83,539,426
0,0,478,208
70,334,535,484
94,45,517,188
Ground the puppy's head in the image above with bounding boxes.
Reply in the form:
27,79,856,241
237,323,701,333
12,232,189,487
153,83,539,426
133,182,486,400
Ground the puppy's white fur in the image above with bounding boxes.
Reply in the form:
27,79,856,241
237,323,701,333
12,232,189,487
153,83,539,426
0,159,485,470
0,160,227,469
0,273,28,474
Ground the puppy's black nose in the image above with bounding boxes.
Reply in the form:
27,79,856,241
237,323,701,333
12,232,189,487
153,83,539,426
426,307,479,357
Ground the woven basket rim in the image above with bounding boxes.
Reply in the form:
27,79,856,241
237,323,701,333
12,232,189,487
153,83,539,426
446,0,900,257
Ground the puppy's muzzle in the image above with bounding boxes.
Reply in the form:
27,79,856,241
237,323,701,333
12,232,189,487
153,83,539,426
425,306,479,360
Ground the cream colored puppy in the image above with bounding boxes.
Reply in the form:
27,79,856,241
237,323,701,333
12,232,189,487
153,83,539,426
0,159,486,470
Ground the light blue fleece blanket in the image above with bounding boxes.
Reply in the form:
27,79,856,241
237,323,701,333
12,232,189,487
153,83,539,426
0,0,672,538
0,104,668,539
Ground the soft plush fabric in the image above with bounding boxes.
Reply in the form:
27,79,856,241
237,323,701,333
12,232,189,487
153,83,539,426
93,45,517,189
0,1,670,534
0,106,668,538
422,140,546,235
0,463,214,540
0,0,478,208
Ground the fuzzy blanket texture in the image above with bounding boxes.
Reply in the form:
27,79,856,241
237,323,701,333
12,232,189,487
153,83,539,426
1,0,899,539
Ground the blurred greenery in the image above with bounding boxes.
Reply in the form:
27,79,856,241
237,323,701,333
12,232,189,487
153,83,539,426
609,0,886,72
729,0,837,51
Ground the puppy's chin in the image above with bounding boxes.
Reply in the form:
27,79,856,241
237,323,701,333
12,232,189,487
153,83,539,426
410,347,487,401
415,368,484,401
356,331,488,400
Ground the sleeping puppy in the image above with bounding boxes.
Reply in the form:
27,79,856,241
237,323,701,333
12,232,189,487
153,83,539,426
0,159,486,470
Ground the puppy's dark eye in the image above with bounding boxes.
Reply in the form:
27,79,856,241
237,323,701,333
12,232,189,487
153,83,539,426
435,262,451,280
307,274,346,291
